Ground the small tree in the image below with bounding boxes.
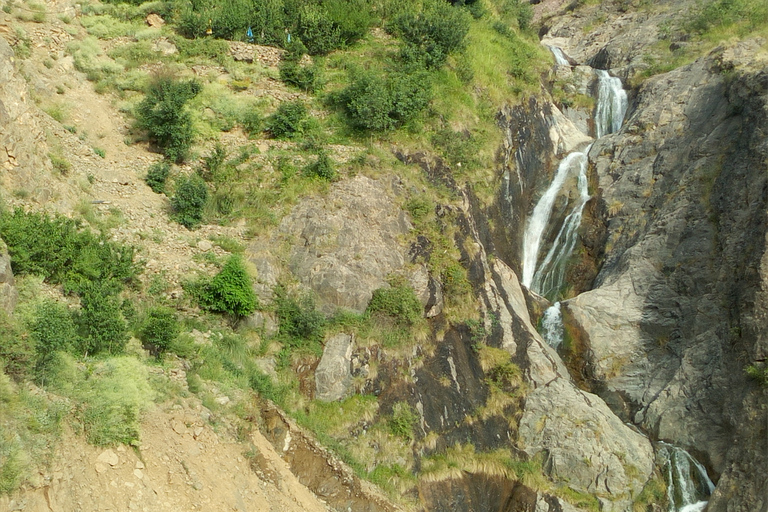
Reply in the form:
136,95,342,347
171,174,208,229
139,306,180,357
136,75,201,162
267,100,310,139
77,281,129,356
200,256,258,319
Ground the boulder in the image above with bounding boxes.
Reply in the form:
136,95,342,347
276,176,412,313
315,333,354,402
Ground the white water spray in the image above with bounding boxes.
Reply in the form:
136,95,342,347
531,145,591,297
659,443,715,512
549,46,570,66
521,151,588,289
541,302,564,349
594,70,628,138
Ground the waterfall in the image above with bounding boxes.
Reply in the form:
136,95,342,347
541,302,564,348
521,150,588,289
549,46,570,66
530,146,591,298
658,443,715,512
594,70,628,138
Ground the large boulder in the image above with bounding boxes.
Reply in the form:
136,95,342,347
274,175,412,313
315,333,354,402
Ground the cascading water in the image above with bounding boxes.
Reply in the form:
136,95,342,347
658,443,715,512
540,302,564,348
549,46,570,66
521,151,588,289
594,70,628,138
521,64,628,298
530,146,591,298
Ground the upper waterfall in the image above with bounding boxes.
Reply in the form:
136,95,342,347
549,46,570,66
521,150,588,289
531,145,591,298
594,70,628,138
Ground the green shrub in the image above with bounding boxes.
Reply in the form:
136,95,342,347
240,105,263,137
275,287,325,346
295,3,340,55
367,282,422,325
302,150,336,180
135,74,201,162
431,128,480,172
0,313,33,381
199,256,258,318
279,60,324,93
171,173,209,229
746,363,768,386
390,1,470,69
388,402,417,441
339,69,432,131
30,301,77,379
76,281,129,356
201,143,227,183
145,161,170,194
0,208,139,295
139,306,180,357
267,100,310,139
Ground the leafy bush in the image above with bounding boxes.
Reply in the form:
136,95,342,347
295,3,340,55
367,282,422,325
240,105,263,136
76,281,129,356
135,75,201,162
390,1,470,69
198,256,258,318
0,313,33,381
431,128,481,172
267,100,310,139
746,363,768,386
279,60,324,93
30,301,77,378
0,208,139,295
339,69,432,131
139,306,180,356
171,173,209,229
302,151,336,180
145,161,170,194
275,287,325,346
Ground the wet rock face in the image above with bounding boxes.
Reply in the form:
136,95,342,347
564,41,768,510
275,175,412,313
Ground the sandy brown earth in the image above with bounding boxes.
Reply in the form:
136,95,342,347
0,397,333,512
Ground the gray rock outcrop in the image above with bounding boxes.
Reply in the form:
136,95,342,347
315,333,354,402
0,37,49,194
275,175,412,313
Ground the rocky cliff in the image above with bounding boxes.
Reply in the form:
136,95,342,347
2,0,767,511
